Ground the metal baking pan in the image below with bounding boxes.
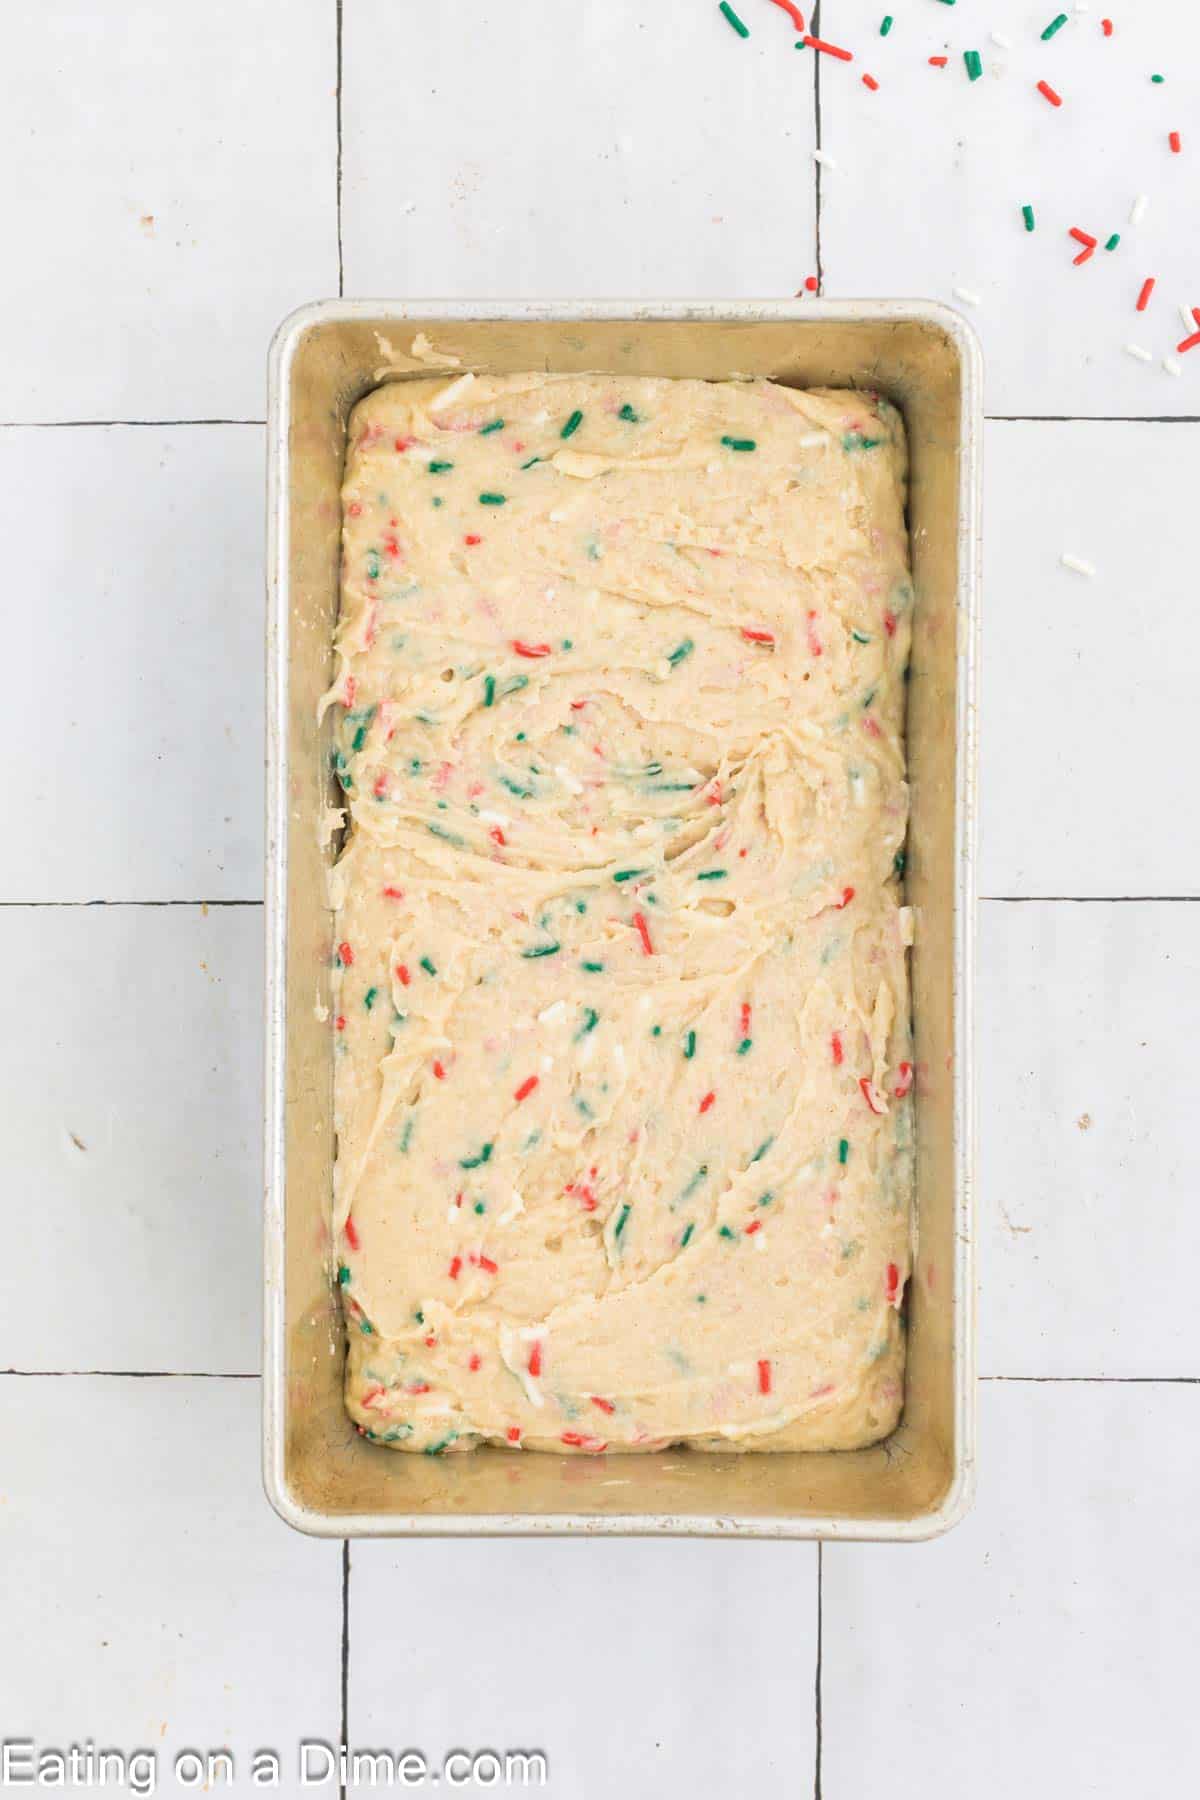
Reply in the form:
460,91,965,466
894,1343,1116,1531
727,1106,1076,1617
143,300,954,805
264,300,980,1539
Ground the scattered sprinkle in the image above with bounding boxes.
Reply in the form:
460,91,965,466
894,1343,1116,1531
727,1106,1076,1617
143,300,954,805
990,29,1013,47
1129,194,1149,225
813,149,838,168
718,0,750,36
880,14,893,33
1022,204,1036,232
1037,79,1063,105
804,33,853,60
964,49,982,80
1124,343,1153,362
953,286,981,306
1169,130,1182,153
1136,276,1156,311
1041,13,1069,38
1060,553,1097,576
862,72,879,90
1104,233,1120,251
928,55,948,67
1163,355,1183,376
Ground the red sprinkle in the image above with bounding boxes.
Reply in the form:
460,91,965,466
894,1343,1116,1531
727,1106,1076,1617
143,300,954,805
512,639,553,658
894,1061,914,1098
767,0,805,28
561,1431,606,1451
372,772,390,799
1169,131,1182,153
633,911,654,956
381,884,405,900
514,1074,539,1103
394,436,414,453
1101,16,1112,32
883,609,897,638
395,963,411,986
741,627,776,645
860,1077,886,1116
831,1031,844,1066
506,1426,522,1443
477,1255,499,1275
804,33,853,60
528,1342,542,1378
591,1395,615,1414
337,940,354,967
928,55,948,67
1037,79,1063,106
360,1385,386,1408
464,533,482,546
699,1090,716,1114
1176,330,1200,353
745,1219,763,1236
862,72,879,90
886,1262,901,1303
433,1059,447,1080
347,501,363,518
806,610,823,657
1136,277,1156,312
836,886,855,909
344,1215,361,1251
804,275,819,293
489,825,507,847
468,1352,482,1371
334,1015,346,1032
757,1358,772,1395
448,1255,463,1280
739,1001,752,1037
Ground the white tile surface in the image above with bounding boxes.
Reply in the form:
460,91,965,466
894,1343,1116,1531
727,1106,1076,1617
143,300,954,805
2,425,265,903
980,901,1200,1377
0,1375,340,1792
980,419,1200,897
350,1538,816,1799
821,0,1200,415
342,0,817,299
0,0,336,423
822,1379,1200,1800
0,904,261,1375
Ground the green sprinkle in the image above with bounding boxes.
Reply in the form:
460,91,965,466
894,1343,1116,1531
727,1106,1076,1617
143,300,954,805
666,639,694,666
428,459,454,474
718,1225,736,1241
399,1118,414,1154
520,456,543,470
1022,204,1036,233
1041,12,1068,37
681,1164,708,1200
561,409,583,439
614,1203,632,1240
460,1142,493,1170
479,419,504,434
363,986,378,1010
581,960,605,973
479,492,507,506
613,867,648,883
418,956,437,977
474,1200,486,1214
757,1191,774,1207
751,1136,773,1163
574,1095,594,1119
337,1264,351,1285
842,432,882,452
718,0,750,36
483,673,496,707
500,776,534,799
651,1024,662,1037
737,1038,753,1055
431,496,443,509
720,435,757,451
893,849,906,877
964,49,982,80
522,942,561,958
684,1030,697,1059
365,551,380,580
618,403,640,422
351,724,368,752
880,14,893,33
838,1137,850,1165
427,821,464,846
851,629,872,645
1104,232,1120,251
424,1434,457,1456
1151,72,1164,83
577,1008,600,1039
415,1309,424,1324
681,1222,696,1248
696,868,727,882
360,1319,374,1335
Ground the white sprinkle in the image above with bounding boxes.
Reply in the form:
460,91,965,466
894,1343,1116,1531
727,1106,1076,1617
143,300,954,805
1124,343,1153,363
538,999,567,1025
812,149,838,169
554,763,584,795
1060,553,1096,577
1181,303,1196,334
548,508,567,523
497,1189,525,1227
1163,355,1183,377
953,286,982,307
797,431,828,449
1129,193,1149,226
989,29,1012,47
478,809,510,827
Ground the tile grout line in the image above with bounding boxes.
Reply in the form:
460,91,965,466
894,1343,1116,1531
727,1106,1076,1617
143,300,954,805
813,1540,824,1800
812,0,823,290
980,895,1199,904
981,1375,1200,1385
340,1540,351,1800
336,0,345,298
0,419,266,429
2,1368,259,1379
0,899,264,909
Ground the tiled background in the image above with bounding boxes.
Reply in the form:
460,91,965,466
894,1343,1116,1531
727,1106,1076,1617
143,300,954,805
2,1,1197,1794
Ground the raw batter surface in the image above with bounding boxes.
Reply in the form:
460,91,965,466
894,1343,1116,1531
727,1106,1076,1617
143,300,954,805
327,371,915,1455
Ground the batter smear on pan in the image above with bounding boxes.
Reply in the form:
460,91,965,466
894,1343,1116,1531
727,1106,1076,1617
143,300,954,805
326,371,915,1454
